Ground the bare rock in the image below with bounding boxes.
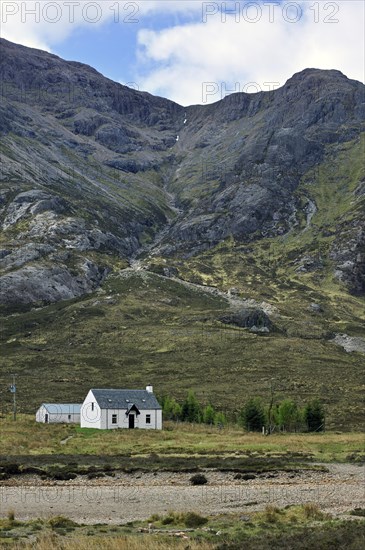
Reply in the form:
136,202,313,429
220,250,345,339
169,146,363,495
219,308,272,331
0,261,108,305
0,243,54,271
332,334,365,354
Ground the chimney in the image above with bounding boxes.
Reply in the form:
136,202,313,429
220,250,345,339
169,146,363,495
146,385,153,393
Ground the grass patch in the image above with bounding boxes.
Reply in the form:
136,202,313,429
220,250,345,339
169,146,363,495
350,508,365,517
1,507,364,549
0,416,363,466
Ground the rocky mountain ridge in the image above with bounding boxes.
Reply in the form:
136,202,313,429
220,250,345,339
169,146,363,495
0,38,364,306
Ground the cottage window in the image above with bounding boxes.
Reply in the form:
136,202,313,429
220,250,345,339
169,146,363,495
91,402,94,411
112,414,117,424
68,414,71,420
146,414,151,424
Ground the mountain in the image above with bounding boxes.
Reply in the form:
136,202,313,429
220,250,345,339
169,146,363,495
0,39,364,427
0,38,185,304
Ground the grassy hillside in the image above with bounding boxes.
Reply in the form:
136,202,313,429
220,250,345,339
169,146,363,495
0,129,364,429
0,266,363,429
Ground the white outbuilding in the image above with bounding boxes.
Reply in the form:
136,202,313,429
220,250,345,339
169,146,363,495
36,403,81,424
80,386,162,430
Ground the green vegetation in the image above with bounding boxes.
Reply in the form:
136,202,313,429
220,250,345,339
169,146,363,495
0,507,364,549
161,391,326,434
304,399,326,432
275,399,301,432
162,391,227,426
0,416,363,466
239,398,266,432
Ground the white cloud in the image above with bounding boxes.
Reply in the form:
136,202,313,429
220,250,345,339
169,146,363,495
136,1,365,105
1,1,363,105
0,0,203,51
0,1,127,50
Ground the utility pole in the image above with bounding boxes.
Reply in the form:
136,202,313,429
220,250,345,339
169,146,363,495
267,378,275,435
10,374,16,421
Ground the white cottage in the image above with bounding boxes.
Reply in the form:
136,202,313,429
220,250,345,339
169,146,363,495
36,403,81,424
80,386,162,430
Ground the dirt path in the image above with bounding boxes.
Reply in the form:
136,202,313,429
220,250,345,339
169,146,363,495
0,464,363,525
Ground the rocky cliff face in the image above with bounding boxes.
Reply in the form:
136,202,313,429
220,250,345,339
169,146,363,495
0,38,364,305
169,70,364,247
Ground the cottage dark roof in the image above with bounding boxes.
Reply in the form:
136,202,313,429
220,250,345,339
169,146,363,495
91,389,161,410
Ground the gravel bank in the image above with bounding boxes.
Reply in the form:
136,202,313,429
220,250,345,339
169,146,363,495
0,464,363,524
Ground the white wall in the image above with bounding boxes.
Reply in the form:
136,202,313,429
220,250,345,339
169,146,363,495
80,390,104,428
104,408,161,429
36,405,47,423
35,404,80,424
156,409,163,430
105,408,128,429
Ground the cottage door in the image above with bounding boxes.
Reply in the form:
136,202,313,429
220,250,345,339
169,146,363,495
45,414,48,423
128,414,135,429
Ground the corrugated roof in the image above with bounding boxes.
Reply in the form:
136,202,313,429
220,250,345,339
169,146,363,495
90,389,161,410
42,404,81,414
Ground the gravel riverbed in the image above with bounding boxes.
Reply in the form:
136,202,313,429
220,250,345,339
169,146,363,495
0,464,363,525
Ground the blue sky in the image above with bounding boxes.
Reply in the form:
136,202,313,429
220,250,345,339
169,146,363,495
1,1,364,105
53,8,198,86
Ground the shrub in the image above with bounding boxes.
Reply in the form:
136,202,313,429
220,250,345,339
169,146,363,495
240,399,266,432
190,473,208,485
161,514,175,525
241,474,256,481
215,521,365,549
183,511,208,528
234,473,256,481
52,471,77,481
87,472,105,479
161,394,227,426
161,396,182,421
350,508,365,517
303,503,327,520
277,399,301,431
214,411,227,427
47,466,77,480
181,391,202,423
304,400,325,432
7,509,15,522
263,505,281,523
147,513,161,522
48,516,77,529
1,463,20,475
21,466,46,476
203,404,216,425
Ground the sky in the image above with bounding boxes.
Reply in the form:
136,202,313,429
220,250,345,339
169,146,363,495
1,1,364,105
